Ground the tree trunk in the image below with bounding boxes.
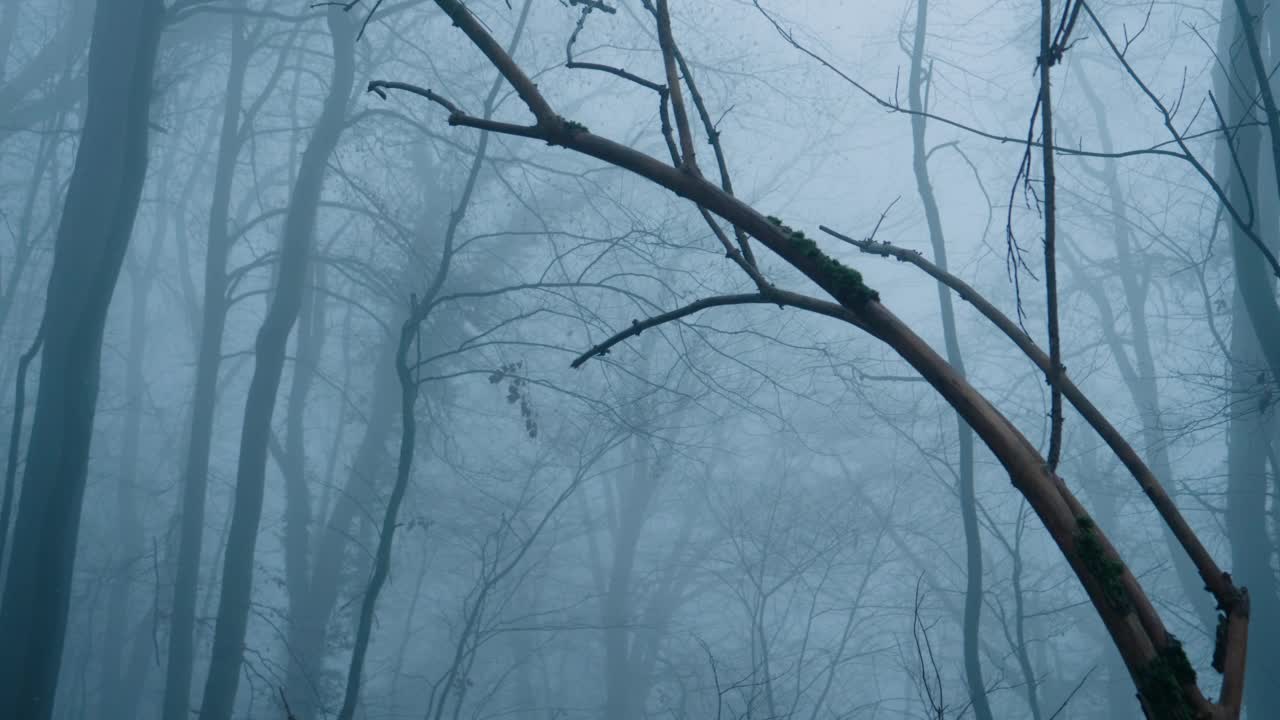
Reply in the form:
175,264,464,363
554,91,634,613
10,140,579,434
99,216,164,720
333,312,420,720
161,8,250,718
284,342,398,716
1225,268,1278,719
0,1,162,717
1074,69,1217,634
279,266,324,716
1218,3,1280,714
906,3,992,717
603,438,656,720
197,10,354,719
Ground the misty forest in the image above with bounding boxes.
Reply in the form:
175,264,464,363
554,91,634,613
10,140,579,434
5,0,1280,718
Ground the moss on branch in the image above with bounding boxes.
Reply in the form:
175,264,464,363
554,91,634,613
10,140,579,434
766,216,879,305
1075,515,1131,615
1136,636,1199,720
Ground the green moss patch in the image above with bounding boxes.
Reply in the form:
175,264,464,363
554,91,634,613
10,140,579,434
1075,515,1131,615
765,216,878,305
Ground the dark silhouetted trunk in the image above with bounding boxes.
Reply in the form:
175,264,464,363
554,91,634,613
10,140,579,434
197,10,354,720
284,344,397,716
161,8,249,718
99,217,164,720
603,441,656,720
1219,3,1280,714
278,265,326,718
333,312,420,720
0,0,163,717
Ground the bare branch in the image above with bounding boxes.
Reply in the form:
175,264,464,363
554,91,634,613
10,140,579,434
819,224,1245,618
570,293,774,368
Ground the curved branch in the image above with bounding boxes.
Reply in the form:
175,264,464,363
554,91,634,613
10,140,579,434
820,225,1243,615
375,2,1249,714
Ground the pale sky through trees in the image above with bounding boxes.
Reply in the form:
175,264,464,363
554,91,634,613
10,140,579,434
0,1,1276,719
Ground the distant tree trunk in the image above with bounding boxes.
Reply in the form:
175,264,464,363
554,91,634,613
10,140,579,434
333,308,421,720
0,0,18,80
0,118,63,566
279,265,326,718
99,218,164,720
0,115,65,342
1219,3,1280,714
197,10,355,719
284,344,398,716
1074,70,1217,634
905,4,992,718
161,8,250,718
0,0,93,142
1225,269,1277,719
197,9,354,720
1228,0,1280,388
0,0,162,717
603,438,656,720
298,2,531,705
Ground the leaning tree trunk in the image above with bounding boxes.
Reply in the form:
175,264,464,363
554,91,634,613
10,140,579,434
197,9,354,720
369,3,1253,716
905,3,992,718
0,0,163,717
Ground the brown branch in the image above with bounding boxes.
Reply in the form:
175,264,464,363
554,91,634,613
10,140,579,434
564,6,663,92
653,0,698,171
672,47,757,268
380,3,1248,714
820,225,1244,616
430,0,557,125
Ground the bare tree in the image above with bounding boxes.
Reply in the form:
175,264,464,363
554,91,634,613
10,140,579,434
0,1,165,717
368,2,1249,717
197,8,356,719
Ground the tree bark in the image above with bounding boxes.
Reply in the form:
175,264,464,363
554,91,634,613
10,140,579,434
196,10,354,719
283,342,398,716
99,215,164,720
279,265,324,716
161,8,250,718
1218,3,1280,714
0,1,162,717
603,436,657,720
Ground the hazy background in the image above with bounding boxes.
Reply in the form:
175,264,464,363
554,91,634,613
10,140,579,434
0,0,1275,718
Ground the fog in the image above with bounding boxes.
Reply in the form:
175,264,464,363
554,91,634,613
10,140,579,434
0,0,1276,718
